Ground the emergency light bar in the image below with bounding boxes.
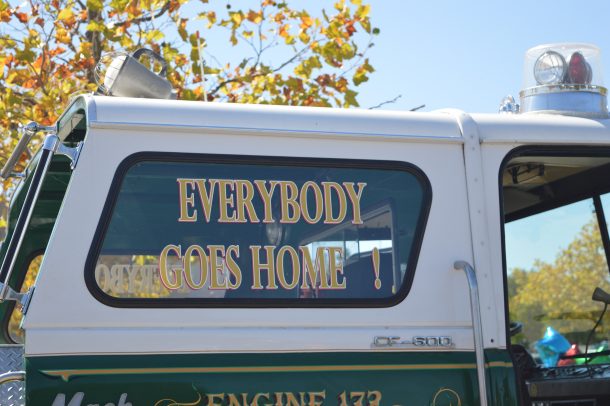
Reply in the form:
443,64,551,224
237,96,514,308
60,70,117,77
519,43,608,118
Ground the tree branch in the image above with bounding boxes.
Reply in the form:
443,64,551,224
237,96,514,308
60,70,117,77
368,95,402,110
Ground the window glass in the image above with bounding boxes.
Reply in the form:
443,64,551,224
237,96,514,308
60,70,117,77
506,197,610,365
8,255,42,343
89,156,430,306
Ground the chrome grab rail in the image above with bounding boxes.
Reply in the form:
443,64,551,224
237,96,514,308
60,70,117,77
454,260,488,406
0,122,55,180
0,135,59,304
0,371,24,385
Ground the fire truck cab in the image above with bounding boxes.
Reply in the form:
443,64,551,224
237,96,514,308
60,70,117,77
0,43,609,406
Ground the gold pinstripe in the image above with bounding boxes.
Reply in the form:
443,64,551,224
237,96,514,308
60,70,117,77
42,361,513,382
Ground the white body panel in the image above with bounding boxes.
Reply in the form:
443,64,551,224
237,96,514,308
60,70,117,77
24,97,476,356
22,96,610,357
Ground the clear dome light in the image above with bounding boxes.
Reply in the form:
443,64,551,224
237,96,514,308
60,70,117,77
534,51,566,85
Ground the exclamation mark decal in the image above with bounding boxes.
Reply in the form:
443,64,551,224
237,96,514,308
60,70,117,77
372,247,381,290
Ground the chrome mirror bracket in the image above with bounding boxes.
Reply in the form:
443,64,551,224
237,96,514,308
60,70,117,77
55,142,83,170
0,282,33,314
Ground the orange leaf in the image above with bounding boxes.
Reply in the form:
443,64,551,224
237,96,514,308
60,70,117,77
0,10,11,23
32,56,43,70
49,46,66,57
22,78,38,89
279,24,290,38
126,0,140,17
300,15,313,29
14,12,29,23
246,10,262,24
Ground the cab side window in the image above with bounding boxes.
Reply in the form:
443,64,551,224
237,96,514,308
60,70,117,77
503,152,610,366
87,154,431,307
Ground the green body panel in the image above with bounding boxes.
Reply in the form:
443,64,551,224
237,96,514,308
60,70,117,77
26,349,518,405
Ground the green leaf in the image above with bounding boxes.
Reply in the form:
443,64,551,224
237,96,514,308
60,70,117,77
344,89,359,107
56,9,74,22
87,0,104,12
145,30,164,42
355,4,370,19
86,20,106,32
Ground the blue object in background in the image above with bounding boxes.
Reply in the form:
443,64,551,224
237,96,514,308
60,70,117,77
535,326,571,367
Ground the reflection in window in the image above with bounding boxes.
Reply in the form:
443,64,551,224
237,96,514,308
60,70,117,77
301,205,399,298
506,199,610,363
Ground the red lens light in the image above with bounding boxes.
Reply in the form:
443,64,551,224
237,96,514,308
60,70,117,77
568,52,592,84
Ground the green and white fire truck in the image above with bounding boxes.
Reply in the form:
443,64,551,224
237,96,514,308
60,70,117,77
0,43,609,405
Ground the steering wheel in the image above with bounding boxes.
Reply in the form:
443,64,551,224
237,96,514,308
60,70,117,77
509,321,523,337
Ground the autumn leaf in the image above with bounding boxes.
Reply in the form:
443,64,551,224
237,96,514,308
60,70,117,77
14,12,28,23
246,10,262,24
0,0,380,240
57,8,74,24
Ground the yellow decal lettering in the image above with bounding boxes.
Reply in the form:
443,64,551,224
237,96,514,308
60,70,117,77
177,179,197,222
227,393,248,406
278,392,306,406
299,181,323,224
368,391,382,406
343,182,367,225
208,245,227,289
250,245,278,290
207,393,224,406
299,246,330,289
194,179,217,223
225,245,242,289
308,391,326,406
254,180,278,223
159,244,183,290
327,247,346,289
276,246,300,290
278,181,300,223
184,245,208,290
235,180,260,223
217,179,237,223
322,182,347,224
251,393,271,406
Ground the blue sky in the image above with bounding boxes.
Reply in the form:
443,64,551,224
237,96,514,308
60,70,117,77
196,1,610,112
505,200,596,270
357,1,610,269
353,0,610,112
190,0,610,269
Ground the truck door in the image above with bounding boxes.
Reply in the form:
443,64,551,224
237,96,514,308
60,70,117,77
499,146,610,405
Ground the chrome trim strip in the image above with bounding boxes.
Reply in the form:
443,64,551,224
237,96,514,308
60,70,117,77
520,84,607,97
88,120,464,144
454,260,488,406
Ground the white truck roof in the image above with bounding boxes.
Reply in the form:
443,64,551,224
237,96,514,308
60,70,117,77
60,95,610,147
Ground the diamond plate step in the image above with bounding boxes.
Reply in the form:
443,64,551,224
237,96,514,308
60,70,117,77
0,345,24,406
